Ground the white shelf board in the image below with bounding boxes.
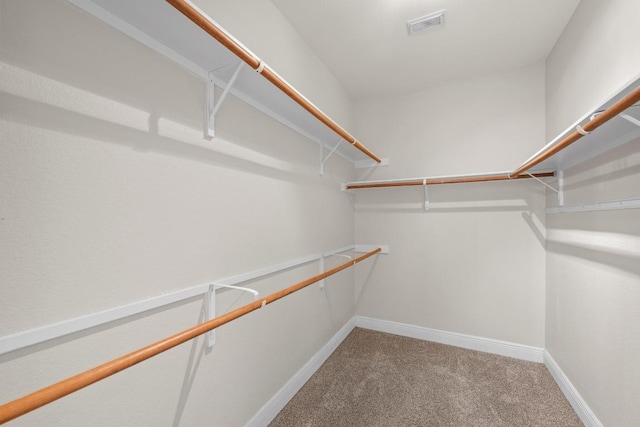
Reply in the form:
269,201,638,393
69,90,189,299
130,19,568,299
546,198,640,214
524,76,640,173
68,0,371,163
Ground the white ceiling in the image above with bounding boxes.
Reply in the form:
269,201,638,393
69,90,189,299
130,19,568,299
271,0,580,101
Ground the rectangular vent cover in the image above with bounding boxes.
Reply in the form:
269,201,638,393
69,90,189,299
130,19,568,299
407,10,446,35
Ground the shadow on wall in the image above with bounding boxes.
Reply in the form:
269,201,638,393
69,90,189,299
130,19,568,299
560,138,640,194
0,294,207,364
545,137,640,276
562,159,640,192
522,211,546,249
546,221,640,278
1,0,341,189
352,180,546,214
546,237,640,278
172,306,207,427
352,180,548,250
0,62,326,188
354,255,380,307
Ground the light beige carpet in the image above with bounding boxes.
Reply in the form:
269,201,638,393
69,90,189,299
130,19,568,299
270,328,582,426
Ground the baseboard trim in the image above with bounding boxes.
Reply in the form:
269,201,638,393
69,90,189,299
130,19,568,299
354,316,544,363
245,318,356,427
247,316,603,426
544,351,603,427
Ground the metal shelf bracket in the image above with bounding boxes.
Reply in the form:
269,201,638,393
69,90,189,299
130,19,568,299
620,113,640,128
423,182,430,211
205,283,258,349
319,139,344,175
206,62,245,139
318,253,353,289
525,171,563,205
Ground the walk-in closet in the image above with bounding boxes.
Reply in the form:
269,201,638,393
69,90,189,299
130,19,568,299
1,0,639,425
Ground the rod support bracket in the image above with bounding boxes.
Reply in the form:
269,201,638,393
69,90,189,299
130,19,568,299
620,113,640,128
205,285,216,349
525,172,559,194
318,254,354,289
423,182,430,211
206,62,245,140
205,283,259,349
319,139,345,175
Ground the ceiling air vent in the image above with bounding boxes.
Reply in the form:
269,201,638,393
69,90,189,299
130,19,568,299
406,10,446,35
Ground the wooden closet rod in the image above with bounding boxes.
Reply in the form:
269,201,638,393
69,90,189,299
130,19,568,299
512,85,640,177
346,172,555,190
0,248,381,424
166,0,382,164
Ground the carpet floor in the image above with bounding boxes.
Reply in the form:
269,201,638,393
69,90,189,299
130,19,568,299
270,328,582,427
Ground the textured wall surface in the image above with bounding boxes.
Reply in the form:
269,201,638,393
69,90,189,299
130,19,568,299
0,1,361,425
545,0,640,140
353,64,547,347
545,142,640,427
3,0,639,426
196,0,355,132
545,1,640,425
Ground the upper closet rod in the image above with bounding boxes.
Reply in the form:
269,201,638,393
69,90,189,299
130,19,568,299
511,85,640,177
0,248,381,425
346,171,554,190
166,0,382,164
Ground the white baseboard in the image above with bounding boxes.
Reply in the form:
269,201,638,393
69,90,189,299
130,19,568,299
247,316,602,427
544,351,603,427
245,318,356,427
354,316,544,363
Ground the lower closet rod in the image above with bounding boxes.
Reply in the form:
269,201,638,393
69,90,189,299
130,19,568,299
0,248,381,425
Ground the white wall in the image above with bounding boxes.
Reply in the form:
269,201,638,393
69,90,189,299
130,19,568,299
0,0,362,425
353,64,548,347
545,1,640,425
545,143,640,427
4,1,639,425
545,0,640,140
